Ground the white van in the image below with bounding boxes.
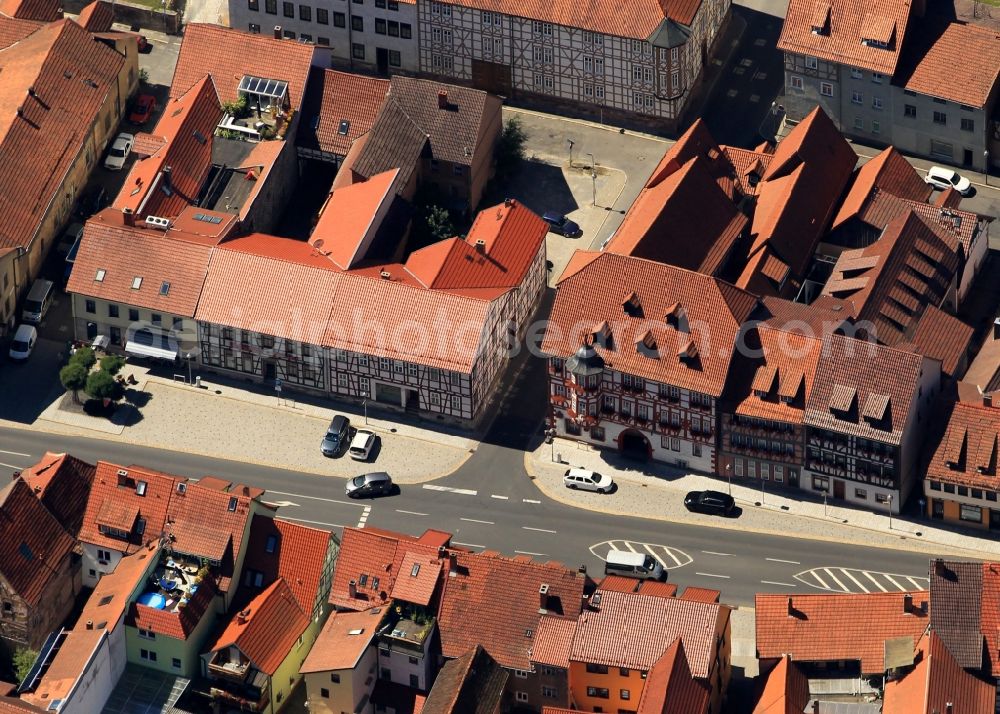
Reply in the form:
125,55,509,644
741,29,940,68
604,549,665,581
21,279,54,325
349,429,377,461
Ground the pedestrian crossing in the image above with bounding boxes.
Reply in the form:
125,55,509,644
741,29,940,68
795,567,929,594
590,539,693,570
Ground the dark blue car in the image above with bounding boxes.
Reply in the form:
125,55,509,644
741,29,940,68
542,211,582,237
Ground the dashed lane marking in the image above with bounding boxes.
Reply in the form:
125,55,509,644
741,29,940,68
514,550,547,556
395,509,428,516
702,551,733,557
766,558,800,564
523,499,541,504
523,526,557,533
423,484,478,496
0,449,30,457
280,516,346,529
490,494,509,500
460,518,494,525
696,572,730,579
762,580,797,587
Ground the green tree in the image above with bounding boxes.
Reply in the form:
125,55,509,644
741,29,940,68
85,370,123,403
13,648,38,683
494,116,527,181
71,346,96,370
99,354,126,376
424,205,454,244
59,362,89,403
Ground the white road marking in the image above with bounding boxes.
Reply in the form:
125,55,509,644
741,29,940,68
266,489,359,507
395,509,428,516
452,541,485,549
356,506,371,529
590,540,693,570
864,572,888,592
262,500,300,508
884,574,905,590
906,577,925,590
766,558,800,564
514,550,546,556
810,571,830,589
823,568,848,592
423,484,477,495
523,498,541,504
490,494,509,500
523,526,557,533
622,541,638,552
280,516,345,529
696,572,731,579
841,570,869,593
0,449,31,457
761,580,797,587
702,550,733,557
0,461,24,470
460,518,494,525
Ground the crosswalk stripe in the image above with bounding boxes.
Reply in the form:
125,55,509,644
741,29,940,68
823,568,848,592
643,544,666,567
841,570,869,593
810,571,830,589
906,577,926,590
884,574,905,590
623,541,638,553
863,571,888,592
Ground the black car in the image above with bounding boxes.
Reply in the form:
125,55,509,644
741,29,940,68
76,186,108,218
542,211,582,237
684,490,736,516
346,472,395,498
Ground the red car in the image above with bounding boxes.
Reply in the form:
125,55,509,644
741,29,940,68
129,94,156,124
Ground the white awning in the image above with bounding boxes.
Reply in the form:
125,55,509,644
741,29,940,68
125,341,177,361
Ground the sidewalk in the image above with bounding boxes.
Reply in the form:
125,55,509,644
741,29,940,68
28,363,474,483
526,437,1000,557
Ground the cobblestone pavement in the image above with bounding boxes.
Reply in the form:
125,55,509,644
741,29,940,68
527,437,1000,557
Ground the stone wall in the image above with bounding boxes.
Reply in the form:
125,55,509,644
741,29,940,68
63,0,182,35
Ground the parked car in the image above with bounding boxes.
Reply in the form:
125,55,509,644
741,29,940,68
136,34,150,52
542,211,582,237
924,166,973,196
128,94,156,124
563,468,614,493
346,472,395,498
8,324,37,361
76,186,108,218
684,490,736,516
103,132,134,171
321,414,351,457
349,429,377,461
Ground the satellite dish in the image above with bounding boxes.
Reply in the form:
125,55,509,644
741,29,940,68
312,238,325,250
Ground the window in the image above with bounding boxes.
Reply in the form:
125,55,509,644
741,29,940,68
378,18,387,34
586,663,608,674
933,111,947,125
108,304,119,318
790,75,803,90
388,20,399,35
248,0,259,9
317,7,327,23
351,15,363,31
820,82,833,97
317,36,329,45
389,0,398,8
409,674,419,687
958,485,969,497
283,29,295,38
283,1,293,16
805,56,818,69
851,91,862,105
933,97,947,104
400,23,411,38
853,117,864,130
515,692,529,703
944,483,956,494
872,96,883,110
871,72,884,83
85,299,96,314
850,68,863,79
409,656,420,666
299,4,310,20
265,534,278,553
670,438,680,452
872,120,880,134
140,649,157,662
988,492,998,502
334,11,345,26
693,443,702,457
929,480,942,491
595,57,604,76
171,658,181,670
542,685,557,698
904,104,916,118
352,42,365,59
774,465,783,482
320,688,330,698
389,50,401,67
876,493,890,504
110,326,121,345
961,118,975,132
961,504,982,522
595,85,604,99
265,0,276,11
855,488,867,499
138,628,155,640
586,687,610,699
620,689,631,700
812,475,829,491
973,488,983,499
515,669,529,678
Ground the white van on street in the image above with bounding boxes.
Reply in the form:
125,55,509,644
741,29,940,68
604,549,665,581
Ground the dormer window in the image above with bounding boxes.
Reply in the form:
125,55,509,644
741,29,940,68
860,16,894,49
592,321,613,349
622,292,643,318
810,2,831,35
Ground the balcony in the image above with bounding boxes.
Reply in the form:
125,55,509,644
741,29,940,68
209,651,251,683
210,669,270,712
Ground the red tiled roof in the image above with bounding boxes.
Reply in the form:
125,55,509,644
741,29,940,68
300,607,385,673
75,0,114,31
883,630,995,714
392,551,444,607
19,451,95,536
822,210,959,348
166,480,255,571
0,14,41,47
170,23,315,111
544,251,759,397
439,551,586,670
859,190,981,261
329,527,427,610
636,638,710,714
129,568,216,640
832,147,932,230
131,131,166,158
241,515,334,617
297,66,388,157
0,19,124,251
113,75,221,218
722,146,773,198
778,0,913,75
0,0,58,21
981,562,1000,677
0,698,44,712
895,18,1000,108
422,644,508,714
210,578,309,674
677,587,721,604
750,655,809,714
927,402,1000,492
67,208,216,318
530,615,577,669
906,304,972,377
311,169,401,269
755,591,928,673
928,560,983,670
757,295,852,335
0,478,75,605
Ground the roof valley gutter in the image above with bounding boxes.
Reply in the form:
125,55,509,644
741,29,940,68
136,171,162,217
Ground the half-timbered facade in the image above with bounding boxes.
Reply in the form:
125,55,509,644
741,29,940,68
543,251,758,471
416,0,730,129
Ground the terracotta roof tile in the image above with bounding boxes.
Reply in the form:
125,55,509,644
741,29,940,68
67,208,216,318
778,0,912,75
750,655,809,714
883,630,995,714
392,551,444,607
927,559,985,671
859,190,982,260
312,169,400,269
832,147,932,230
677,587,721,603
530,615,577,669
0,698,44,712
571,589,726,678
0,15,41,47
300,607,385,673
0,478,75,605
131,131,166,158
166,479,255,571
895,18,1000,107
297,66,388,157
0,0,59,21
0,20,124,251
19,452,95,535
755,591,928,672
241,515,335,617
170,23,315,111
907,304,972,377
635,638,710,714
422,645,508,714
544,251,759,397
722,146,773,198
980,562,1000,677
729,327,823,424
75,0,114,31
209,578,309,674
757,295,852,335
439,551,586,670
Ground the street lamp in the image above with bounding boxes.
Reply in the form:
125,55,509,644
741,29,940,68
725,463,732,496
887,494,893,530
361,391,368,425
184,352,194,385
587,153,597,206
985,150,990,186
567,139,575,169
545,428,557,462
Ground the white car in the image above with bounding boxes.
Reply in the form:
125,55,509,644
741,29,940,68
924,166,972,196
563,468,614,493
8,324,37,361
349,429,377,461
103,132,134,171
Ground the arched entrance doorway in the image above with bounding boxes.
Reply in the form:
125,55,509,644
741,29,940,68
618,429,651,460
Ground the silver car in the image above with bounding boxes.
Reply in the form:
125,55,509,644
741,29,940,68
104,132,134,171
345,472,395,499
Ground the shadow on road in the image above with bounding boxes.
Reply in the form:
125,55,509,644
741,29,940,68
482,159,578,219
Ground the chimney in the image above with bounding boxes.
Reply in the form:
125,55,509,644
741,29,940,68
349,579,357,599
578,564,587,574
437,90,448,109
903,593,912,613
475,238,486,253
986,392,994,408
86,620,93,630
787,596,794,617
504,197,514,208
934,559,946,577
448,551,457,573
993,317,1000,340
163,166,172,192
379,270,391,280
123,207,135,227
274,25,282,39
539,583,550,611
